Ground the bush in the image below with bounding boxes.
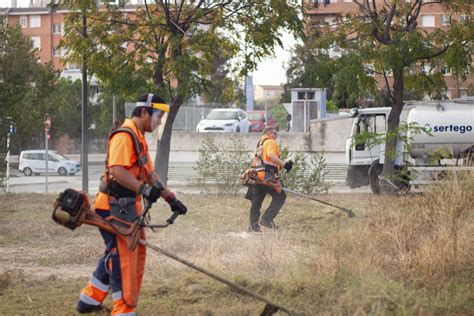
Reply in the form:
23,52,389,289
280,146,330,194
195,136,330,195
194,134,251,195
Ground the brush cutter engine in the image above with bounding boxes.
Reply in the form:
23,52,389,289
52,188,88,230
240,168,282,193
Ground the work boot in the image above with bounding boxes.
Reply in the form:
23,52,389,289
248,224,261,232
259,220,278,230
75,301,103,314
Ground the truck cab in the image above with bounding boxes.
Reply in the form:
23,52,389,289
346,100,474,194
345,107,396,193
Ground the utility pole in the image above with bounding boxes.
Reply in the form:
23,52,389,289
44,114,51,193
112,94,117,124
81,12,89,194
5,119,13,193
5,129,10,193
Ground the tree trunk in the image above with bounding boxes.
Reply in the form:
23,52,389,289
154,99,181,185
380,68,404,194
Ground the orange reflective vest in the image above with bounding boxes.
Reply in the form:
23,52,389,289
94,119,154,212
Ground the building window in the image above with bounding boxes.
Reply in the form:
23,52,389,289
443,90,452,100
30,15,41,28
421,15,435,27
19,16,27,28
440,65,451,76
52,47,62,56
31,37,41,50
66,62,80,70
324,16,337,27
422,64,432,75
364,64,375,77
459,15,468,24
52,23,62,34
441,14,451,26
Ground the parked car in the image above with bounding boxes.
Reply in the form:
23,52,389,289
247,111,279,132
19,150,80,176
196,108,250,132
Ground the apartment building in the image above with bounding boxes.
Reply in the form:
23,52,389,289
0,1,138,82
254,85,284,102
304,0,473,99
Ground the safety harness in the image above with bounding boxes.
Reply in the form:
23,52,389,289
240,138,282,193
251,137,270,171
100,127,148,198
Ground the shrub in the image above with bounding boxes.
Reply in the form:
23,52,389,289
280,146,330,194
194,134,251,195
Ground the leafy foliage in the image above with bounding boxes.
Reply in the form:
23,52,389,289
282,41,377,108
354,122,432,158
0,22,70,159
194,135,251,195
269,104,290,131
280,146,330,194
57,0,303,180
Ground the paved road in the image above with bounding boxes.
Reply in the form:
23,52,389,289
5,163,369,194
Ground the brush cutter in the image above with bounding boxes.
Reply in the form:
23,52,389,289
282,187,356,218
241,169,355,218
52,188,296,316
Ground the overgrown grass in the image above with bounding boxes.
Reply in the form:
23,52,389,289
0,175,472,315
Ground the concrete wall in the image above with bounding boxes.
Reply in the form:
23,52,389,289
147,116,354,165
9,117,355,166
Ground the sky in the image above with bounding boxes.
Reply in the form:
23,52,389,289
252,32,297,86
1,0,297,86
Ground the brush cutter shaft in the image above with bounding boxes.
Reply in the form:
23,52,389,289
140,239,294,315
282,188,354,215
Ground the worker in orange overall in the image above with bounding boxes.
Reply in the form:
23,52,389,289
76,94,187,315
247,126,292,232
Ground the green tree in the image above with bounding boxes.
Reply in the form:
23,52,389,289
312,1,472,193
282,42,336,103
0,22,60,154
44,79,83,141
199,43,245,106
282,37,376,108
58,0,302,183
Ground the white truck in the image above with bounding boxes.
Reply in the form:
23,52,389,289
345,99,474,193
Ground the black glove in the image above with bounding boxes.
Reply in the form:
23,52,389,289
139,184,161,203
284,160,293,172
168,196,187,215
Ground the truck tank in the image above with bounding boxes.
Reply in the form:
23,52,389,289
407,101,474,159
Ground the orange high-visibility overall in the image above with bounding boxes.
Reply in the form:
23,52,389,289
78,119,154,316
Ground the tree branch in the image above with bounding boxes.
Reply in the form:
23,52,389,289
416,44,451,62
382,4,396,43
382,68,395,102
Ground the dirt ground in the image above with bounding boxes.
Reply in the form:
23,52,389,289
0,189,472,315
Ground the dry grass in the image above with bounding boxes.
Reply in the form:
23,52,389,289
0,175,473,315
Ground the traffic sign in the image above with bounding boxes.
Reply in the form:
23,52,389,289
44,113,52,131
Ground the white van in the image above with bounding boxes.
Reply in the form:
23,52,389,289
19,150,80,176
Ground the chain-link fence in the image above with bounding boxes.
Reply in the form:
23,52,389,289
125,102,227,131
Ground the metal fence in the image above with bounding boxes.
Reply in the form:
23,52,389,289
125,102,224,131
172,103,213,131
